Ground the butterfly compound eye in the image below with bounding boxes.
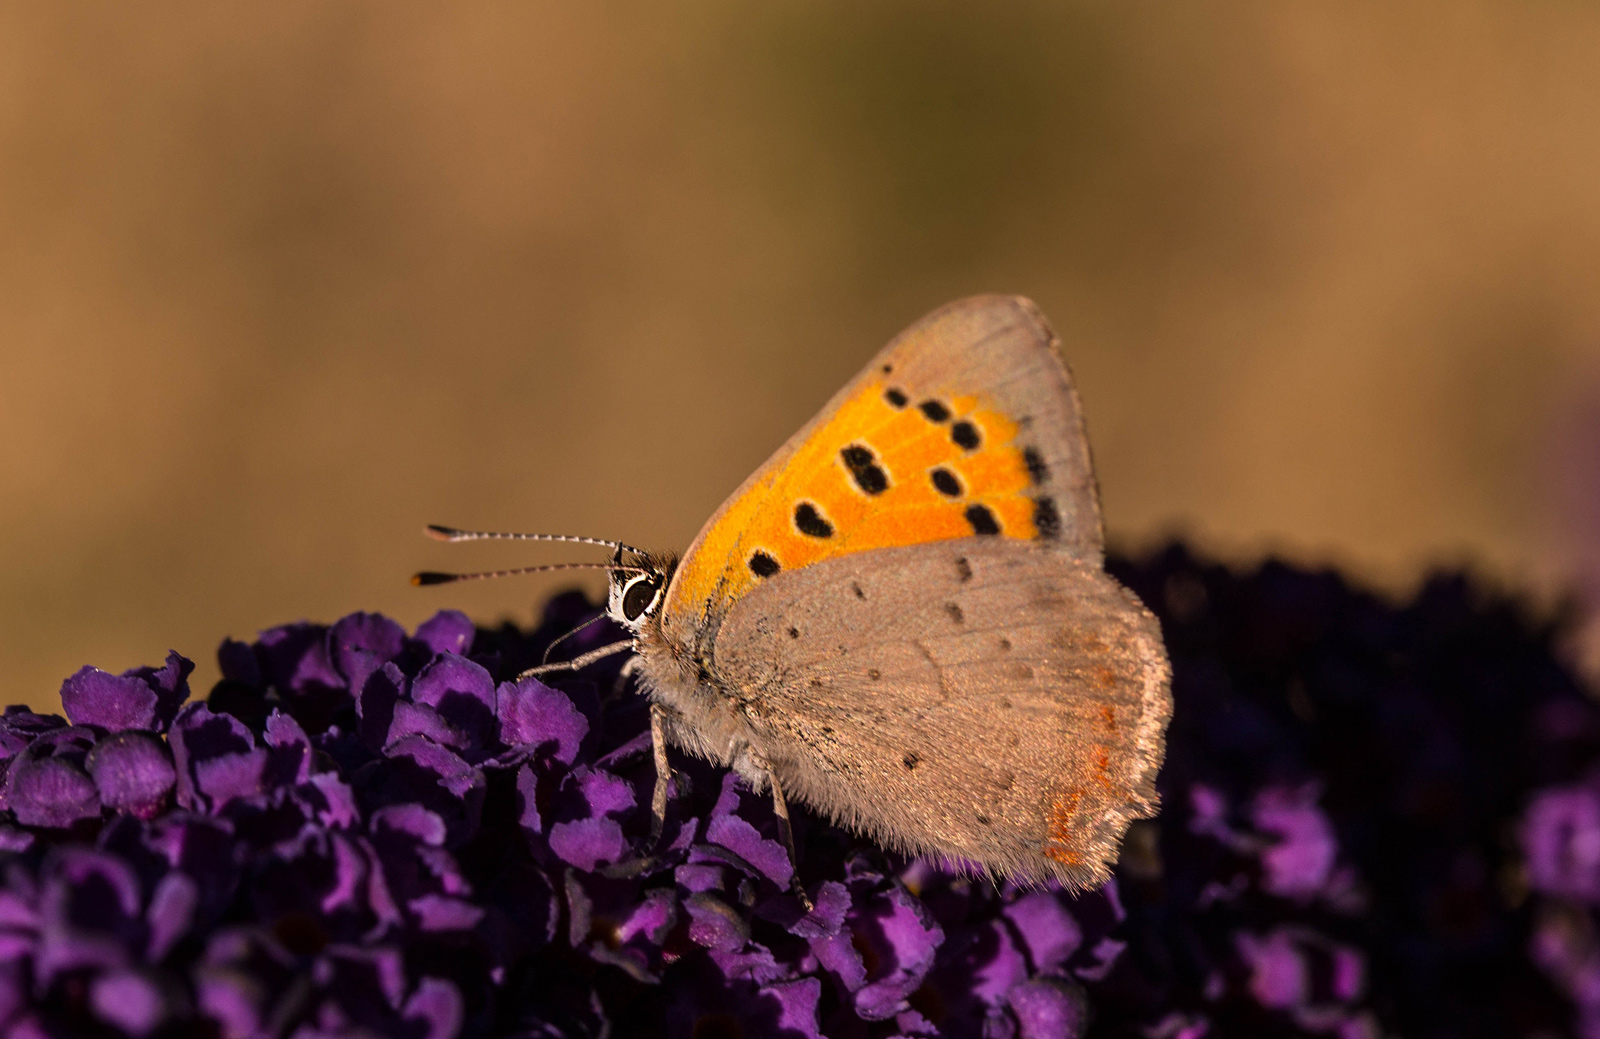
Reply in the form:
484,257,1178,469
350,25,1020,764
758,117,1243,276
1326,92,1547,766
621,575,662,622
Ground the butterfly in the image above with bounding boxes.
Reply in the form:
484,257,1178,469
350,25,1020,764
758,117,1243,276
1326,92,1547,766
422,295,1172,894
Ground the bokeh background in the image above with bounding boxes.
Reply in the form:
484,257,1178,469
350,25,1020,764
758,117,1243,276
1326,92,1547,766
5,1,1600,709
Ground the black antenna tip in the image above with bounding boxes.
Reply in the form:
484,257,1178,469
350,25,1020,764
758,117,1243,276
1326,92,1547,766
424,525,459,541
412,571,457,586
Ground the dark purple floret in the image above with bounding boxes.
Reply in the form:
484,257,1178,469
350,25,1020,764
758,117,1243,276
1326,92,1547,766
4,726,101,828
415,610,476,657
1523,780,1600,902
1008,976,1091,1039
496,675,589,765
86,730,175,818
169,702,266,812
330,611,408,696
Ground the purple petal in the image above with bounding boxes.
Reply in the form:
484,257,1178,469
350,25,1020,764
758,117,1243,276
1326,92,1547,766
122,651,195,732
1252,785,1338,901
264,711,313,787
145,871,198,960
59,666,158,732
549,816,629,871
301,772,361,829
386,701,467,752
790,880,851,939
706,774,794,887
91,969,166,1036
707,940,793,986
255,622,343,694
677,862,729,895
357,662,408,752
851,885,944,1020
217,637,263,687
371,803,448,845
6,748,100,828
1236,929,1309,1009
765,977,825,1039
402,976,464,1039
36,848,146,983
194,965,265,1038
414,610,476,657
194,749,269,809
412,655,497,757
410,894,485,932
1523,784,1600,901
384,736,483,801
686,890,751,951
317,942,408,1011
376,736,486,842
86,730,175,818
170,702,265,811
618,887,680,947
1004,892,1082,974
1330,945,1366,1002
574,767,636,818
1,707,67,750
1008,977,1090,1039
496,676,588,763
329,612,407,694
969,920,1032,1008
813,926,868,992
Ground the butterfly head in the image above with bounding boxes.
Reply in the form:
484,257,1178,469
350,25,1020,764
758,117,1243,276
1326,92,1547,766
605,551,679,634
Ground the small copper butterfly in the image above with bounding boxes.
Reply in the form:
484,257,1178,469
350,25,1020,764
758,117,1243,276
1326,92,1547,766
421,296,1172,893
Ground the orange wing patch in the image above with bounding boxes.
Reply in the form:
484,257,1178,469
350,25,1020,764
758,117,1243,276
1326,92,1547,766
669,377,1048,617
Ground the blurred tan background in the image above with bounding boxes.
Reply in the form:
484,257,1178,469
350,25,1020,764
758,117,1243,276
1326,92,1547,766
5,1,1600,710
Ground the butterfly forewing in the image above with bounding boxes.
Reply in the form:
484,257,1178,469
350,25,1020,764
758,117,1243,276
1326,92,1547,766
659,295,1103,654
709,538,1171,889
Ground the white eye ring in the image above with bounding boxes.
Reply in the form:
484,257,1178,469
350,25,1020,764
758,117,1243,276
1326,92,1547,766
619,574,663,623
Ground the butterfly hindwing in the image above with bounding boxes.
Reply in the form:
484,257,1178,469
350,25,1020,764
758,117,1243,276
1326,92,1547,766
709,537,1170,889
658,296,1102,652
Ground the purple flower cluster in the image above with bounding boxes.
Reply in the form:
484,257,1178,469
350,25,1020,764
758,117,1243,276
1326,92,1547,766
0,592,1122,1038
6,548,1600,1037
1096,547,1600,1039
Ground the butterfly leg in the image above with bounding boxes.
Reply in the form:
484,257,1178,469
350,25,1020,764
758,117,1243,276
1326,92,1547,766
606,655,642,707
747,751,814,913
649,703,674,846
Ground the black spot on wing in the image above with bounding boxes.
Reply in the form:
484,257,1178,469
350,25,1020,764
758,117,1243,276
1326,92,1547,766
1033,496,1061,540
748,551,780,578
944,602,964,625
841,444,889,495
902,752,920,770
955,557,972,582
918,399,951,422
1024,446,1050,484
951,421,981,451
851,581,866,600
884,388,908,408
794,501,835,538
965,504,1000,536
930,467,962,497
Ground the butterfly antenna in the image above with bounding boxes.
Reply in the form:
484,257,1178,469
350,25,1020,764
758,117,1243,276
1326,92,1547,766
541,612,612,666
425,525,644,557
412,561,648,586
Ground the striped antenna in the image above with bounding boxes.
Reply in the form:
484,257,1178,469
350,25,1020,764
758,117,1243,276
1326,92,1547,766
425,525,643,557
412,561,647,587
